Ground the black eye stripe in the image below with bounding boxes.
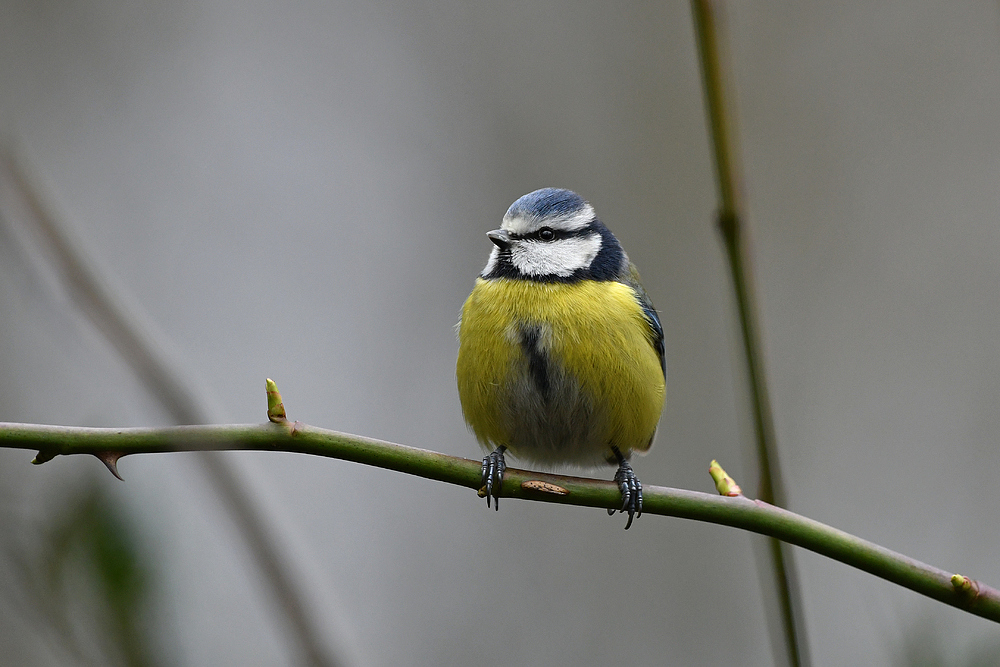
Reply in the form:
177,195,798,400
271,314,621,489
509,228,580,242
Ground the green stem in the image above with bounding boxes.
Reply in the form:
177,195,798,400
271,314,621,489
4,420,1000,624
691,2,805,665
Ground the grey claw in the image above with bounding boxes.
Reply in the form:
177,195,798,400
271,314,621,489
611,454,642,530
481,446,507,510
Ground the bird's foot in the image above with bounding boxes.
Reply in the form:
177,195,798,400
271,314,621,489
607,448,642,529
481,446,507,510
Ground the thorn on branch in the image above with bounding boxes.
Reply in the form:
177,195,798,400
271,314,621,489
32,450,56,465
94,451,125,481
266,378,287,423
709,459,743,497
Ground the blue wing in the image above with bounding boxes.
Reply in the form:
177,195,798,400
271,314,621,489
623,263,666,379
641,299,666,379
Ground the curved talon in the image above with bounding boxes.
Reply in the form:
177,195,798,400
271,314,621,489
481,446,507,510
610,448,642,529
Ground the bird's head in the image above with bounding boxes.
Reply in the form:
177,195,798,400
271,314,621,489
481,188,626,282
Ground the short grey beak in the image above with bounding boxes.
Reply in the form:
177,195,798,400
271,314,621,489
487,229,511,250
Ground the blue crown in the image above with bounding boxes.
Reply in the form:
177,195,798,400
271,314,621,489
505,188,586,220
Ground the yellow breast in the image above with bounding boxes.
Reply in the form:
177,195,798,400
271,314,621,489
456,278,665,466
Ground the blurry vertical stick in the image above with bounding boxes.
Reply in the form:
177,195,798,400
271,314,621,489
689,3,809,667
0,146,346,667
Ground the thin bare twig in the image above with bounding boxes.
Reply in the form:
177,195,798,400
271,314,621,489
2,419,999,625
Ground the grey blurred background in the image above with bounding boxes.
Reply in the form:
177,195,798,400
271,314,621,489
1,1,999,665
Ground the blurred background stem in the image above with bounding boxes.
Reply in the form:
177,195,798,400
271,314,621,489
0,146,346,667
690,2,809,666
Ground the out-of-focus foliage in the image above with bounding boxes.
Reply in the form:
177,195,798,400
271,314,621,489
14,482,166,667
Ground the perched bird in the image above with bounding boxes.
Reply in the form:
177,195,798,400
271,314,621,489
456,188,665,528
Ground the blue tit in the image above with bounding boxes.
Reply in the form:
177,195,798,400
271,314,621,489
456,188,665,529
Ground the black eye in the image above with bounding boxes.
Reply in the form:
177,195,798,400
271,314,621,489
538,227,555,241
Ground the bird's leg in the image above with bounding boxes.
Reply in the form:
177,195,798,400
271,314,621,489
607,446,643,529
481,445,507,510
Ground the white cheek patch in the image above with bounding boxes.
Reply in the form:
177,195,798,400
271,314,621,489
510,233,602,277
502,203,595,236
481,247,500,277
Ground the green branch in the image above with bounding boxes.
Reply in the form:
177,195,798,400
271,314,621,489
3,418,999,624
